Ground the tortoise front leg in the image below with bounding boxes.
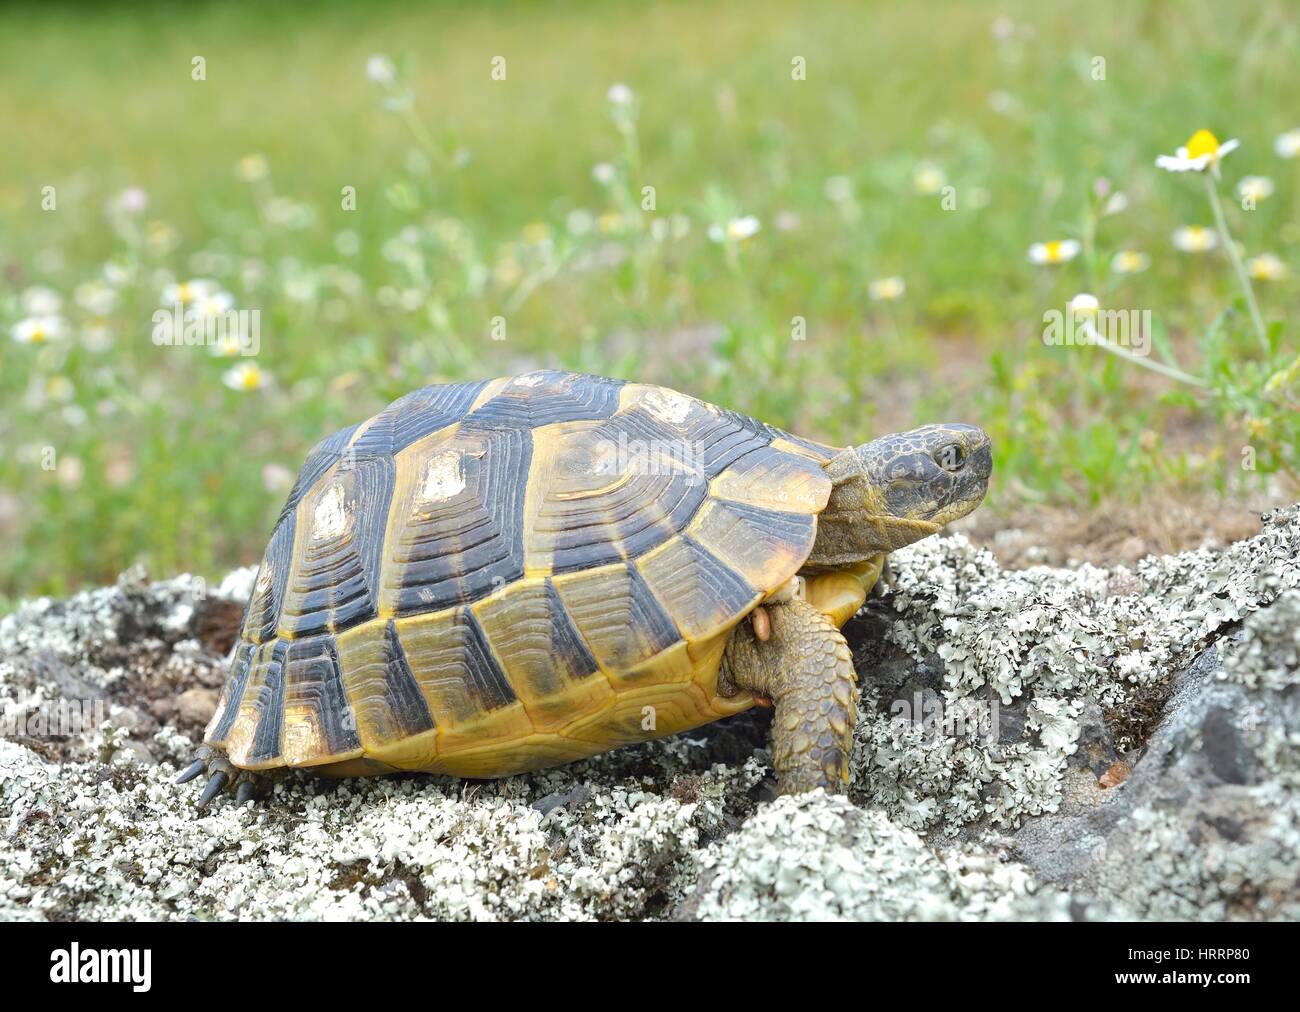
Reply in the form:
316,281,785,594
802,555,884,627
720,599,859,794
175,742,260,809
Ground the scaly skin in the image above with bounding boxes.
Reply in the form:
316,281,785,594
719,599,859,794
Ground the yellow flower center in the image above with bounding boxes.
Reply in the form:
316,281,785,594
241,367,262,389
31,325,47,343
1186,129,1219,161
1044,241,1063,262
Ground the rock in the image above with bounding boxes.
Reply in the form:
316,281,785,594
176,688,219,728
108,705,153,736
0,509,1296,921
150,698,175,722
532,785,590,816
1004,590,1300,919
686,791,1069,921
1068,700,1119,778
113,740,158,767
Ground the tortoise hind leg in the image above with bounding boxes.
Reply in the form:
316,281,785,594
175,743,261,809
719,598,859,794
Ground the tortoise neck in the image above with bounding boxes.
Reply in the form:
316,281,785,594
805,446,938,568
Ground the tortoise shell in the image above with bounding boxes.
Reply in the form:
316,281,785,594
205,371,837,778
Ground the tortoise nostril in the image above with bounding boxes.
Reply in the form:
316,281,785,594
934,443,966,473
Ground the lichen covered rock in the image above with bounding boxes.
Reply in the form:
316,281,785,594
692,791,1067,921
1,508,1297,921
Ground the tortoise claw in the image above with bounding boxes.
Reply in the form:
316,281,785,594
196,771,229,809
179,744,264,811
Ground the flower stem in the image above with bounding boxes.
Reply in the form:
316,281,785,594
398,102,439,162
1081,208,1098,293
1086,325,1208,387
1204,172,1269,355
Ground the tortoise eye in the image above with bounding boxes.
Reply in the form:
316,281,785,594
934,443,965,472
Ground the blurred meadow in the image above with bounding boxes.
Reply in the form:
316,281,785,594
1,0,1298,601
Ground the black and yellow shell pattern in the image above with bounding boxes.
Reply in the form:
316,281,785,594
205,371,836,778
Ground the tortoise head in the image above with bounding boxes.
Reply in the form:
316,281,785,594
808,423,992,566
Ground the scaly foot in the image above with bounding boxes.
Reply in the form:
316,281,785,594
175,743,260,809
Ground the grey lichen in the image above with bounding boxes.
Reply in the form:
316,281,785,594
1,507,1297,920
852,506,1299,834
693,791,1068,921
1002,588,1300,921
1221,586,1300,692
0,735,765,921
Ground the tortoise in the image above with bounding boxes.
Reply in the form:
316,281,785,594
179,370,991,807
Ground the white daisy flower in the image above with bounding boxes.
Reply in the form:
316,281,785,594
1247,253,1288,282
1110,250,1150,275
366,54,397,85
591,162,617,186
823,175,854,202
236,154,269,182
1028,239,1081,265
82,320,114,351
56,455,84,490
707,216,760,243
1172,225,1219,252
103,261,133,287
1067,292,1100,316
145,221,179,255
334,230,362,256
223,363,271,391
606,83,634,106
1156,129,1239,173
187,289,235,320
987,91,1019,116
46,375,75,402
162,279,217,305
11,316,67,344
112,187,149,215
913,163,945,195
210,331,247,357
1236,175,1275,203
565,209,594,236
21,286,63,316
868,276,906,301
262,463,295,494
1101,191,1128,216
75,281,118,315
1274,129,1300,159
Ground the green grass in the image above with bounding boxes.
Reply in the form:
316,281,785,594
1,0,1297,599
